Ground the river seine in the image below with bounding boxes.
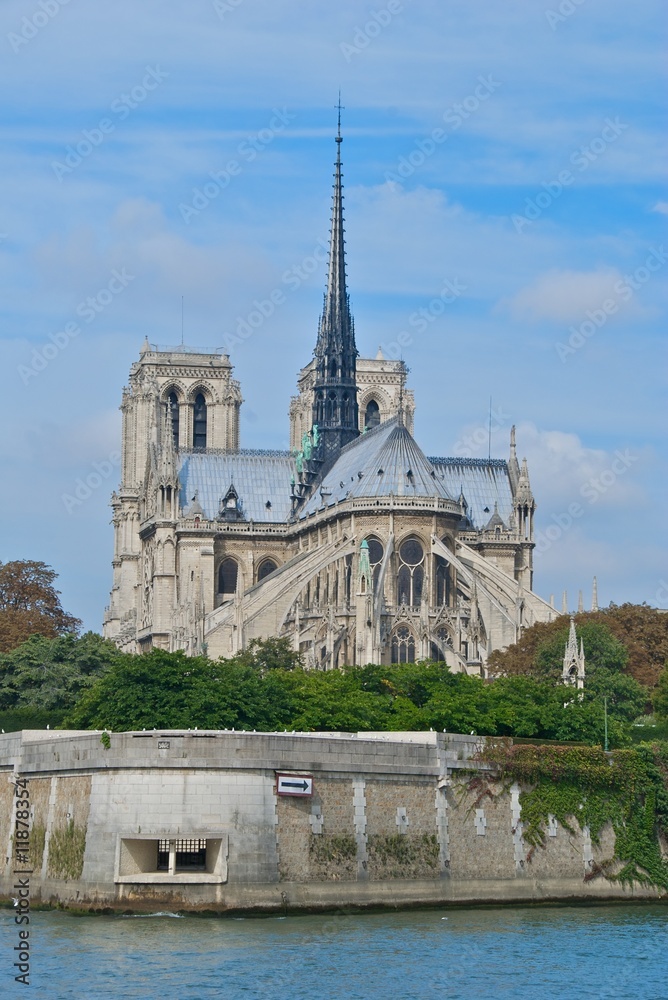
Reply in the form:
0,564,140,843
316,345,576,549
2,902,667,998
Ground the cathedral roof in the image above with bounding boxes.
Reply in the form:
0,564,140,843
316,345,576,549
298,417,453,517
178,450,295,523
428,456,513,530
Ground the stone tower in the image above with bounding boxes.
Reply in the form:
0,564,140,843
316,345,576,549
103,344,242,648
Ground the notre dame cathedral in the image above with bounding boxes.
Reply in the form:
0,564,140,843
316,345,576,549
103,123,558,671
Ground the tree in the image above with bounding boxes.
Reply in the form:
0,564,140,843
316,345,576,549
235,636,302,674
598,604,668,687
0,632,121,715
488,605,668,689
653,667,668,722
0,560,81,653
534,621,628,681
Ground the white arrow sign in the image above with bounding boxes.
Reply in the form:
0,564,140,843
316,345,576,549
276,773,313,796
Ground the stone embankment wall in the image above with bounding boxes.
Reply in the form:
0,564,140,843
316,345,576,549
0,729,660,913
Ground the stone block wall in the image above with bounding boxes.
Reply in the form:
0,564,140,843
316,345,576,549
0,729,661,912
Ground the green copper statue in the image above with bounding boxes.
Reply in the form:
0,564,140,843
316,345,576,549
302,430,312,461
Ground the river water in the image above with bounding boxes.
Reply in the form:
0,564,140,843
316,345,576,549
2,902,667,999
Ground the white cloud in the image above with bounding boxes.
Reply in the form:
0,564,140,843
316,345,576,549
500,268,631,323
517,422,647,513
652,201,668,215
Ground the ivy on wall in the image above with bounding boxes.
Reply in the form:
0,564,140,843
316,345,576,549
478,738,668,890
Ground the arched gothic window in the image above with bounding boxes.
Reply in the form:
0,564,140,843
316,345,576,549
391,626,416,664
396,537,424,607
168,392,179,448
364,399,380,430
430,628,451,662
435,554,451,606
366,537,384,594
218,558,238,596
193,393,207,448
257,559,278,583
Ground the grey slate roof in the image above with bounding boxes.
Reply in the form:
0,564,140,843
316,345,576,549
178,450,295,523
176,424,515,530
298,418,453,517
428,457,513,529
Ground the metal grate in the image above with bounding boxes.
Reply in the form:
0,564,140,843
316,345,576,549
156,838,208,872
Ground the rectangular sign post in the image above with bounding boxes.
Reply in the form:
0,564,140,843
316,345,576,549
276,773,313,796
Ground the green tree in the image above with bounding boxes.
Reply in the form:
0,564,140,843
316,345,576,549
0,632,120,723
235,636,302,674
534,621,628,680
488,605,668,689
653,667,668,722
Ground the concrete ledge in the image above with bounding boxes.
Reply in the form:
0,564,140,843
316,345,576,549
2,875,662,916
115,874,225,885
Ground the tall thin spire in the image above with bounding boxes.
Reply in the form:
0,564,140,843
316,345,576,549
312,98,359,462
317,95,355,361
592,576,599,612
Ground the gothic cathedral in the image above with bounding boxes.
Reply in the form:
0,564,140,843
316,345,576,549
103,124,557,670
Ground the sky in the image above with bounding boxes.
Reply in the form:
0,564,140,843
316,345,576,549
0,0,666,632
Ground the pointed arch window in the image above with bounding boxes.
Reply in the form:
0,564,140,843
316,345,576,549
430,628,451,662
364,399,380,430
366,536,384,594
168,391,179,449
391,627,416,664
193,393,207,448
396,537,424,607
218,558,238,597
257,559,278,583
435,554,451,606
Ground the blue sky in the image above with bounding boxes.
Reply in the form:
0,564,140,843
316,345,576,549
0,0,666,631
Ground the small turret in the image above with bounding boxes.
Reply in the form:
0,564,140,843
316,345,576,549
513,455,536,541
484,501,507,533
562,616,585,690
508,425,521,494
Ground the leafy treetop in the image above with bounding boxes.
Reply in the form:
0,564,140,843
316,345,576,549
0,560,81,653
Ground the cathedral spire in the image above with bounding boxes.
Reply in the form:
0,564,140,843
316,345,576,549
312,99,359,463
